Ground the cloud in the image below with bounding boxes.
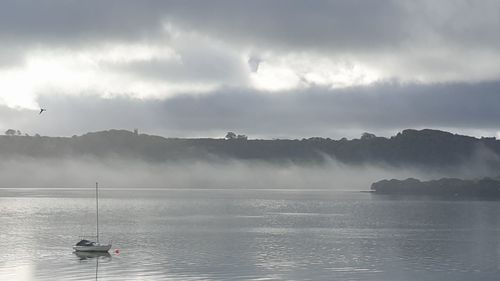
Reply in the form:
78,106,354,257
108,35,249,86
0,0,500,139
0,0,166,45
1,0,500,111
1,81,499,139
159,0,500,84
155,81,500,138
0,34,248,108
163,0,409,51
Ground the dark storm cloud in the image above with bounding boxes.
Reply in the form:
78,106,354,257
0,0,165,44
0,1,403,44
1,0,499,52
203,0,500,52
156,82,500,137
163,0,410,52
2,81,497,138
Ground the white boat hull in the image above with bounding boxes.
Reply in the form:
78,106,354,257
74,251,111,259
73,244,112,252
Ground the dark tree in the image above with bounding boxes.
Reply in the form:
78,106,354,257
225,132,236,140
361,132,376,140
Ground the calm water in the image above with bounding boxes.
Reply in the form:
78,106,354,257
1,188,500,281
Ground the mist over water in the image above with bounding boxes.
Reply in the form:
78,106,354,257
0,155,476,189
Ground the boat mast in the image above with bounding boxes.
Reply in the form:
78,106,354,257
96,182,99,243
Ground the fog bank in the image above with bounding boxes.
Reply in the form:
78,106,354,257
0,156,489,190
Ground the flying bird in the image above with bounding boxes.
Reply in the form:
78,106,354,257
39,108,46,115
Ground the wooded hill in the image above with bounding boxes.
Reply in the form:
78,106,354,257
1,129,499,169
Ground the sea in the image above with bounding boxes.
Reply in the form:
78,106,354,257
1,188,500,281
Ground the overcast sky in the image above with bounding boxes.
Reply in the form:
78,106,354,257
1,0,500,139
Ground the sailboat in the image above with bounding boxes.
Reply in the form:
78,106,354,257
73,182,112,252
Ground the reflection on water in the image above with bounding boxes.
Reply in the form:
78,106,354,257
1,188,500,280
74,252,111,280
